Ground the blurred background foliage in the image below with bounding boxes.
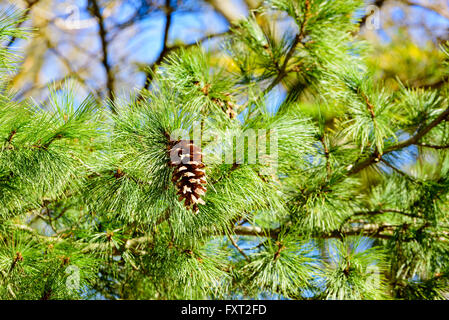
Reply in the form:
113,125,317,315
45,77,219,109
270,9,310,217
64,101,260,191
3,0,449,102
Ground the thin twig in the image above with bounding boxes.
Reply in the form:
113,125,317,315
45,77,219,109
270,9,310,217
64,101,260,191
228,234,250,262
262,0,311,95
416,142,449,150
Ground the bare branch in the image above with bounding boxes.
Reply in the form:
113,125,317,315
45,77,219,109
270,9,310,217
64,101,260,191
89,0,115,106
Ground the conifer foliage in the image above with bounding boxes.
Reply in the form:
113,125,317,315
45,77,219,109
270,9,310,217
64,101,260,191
1,0,449,300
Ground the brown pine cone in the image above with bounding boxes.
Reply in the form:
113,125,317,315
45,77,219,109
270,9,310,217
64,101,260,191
168,139,207,213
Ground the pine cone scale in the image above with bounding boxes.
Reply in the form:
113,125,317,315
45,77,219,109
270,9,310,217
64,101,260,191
169,139,207,213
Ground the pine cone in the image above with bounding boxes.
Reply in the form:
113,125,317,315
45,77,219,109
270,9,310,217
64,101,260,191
168,139,207,213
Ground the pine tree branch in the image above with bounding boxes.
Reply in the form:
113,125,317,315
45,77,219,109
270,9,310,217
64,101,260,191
348,106,449,175
356,209,418,218
31,133,64,150
336,223,398,239
392,108,449,150
320,134,331,178
360,89,379,130
263,36,299,94
6,284,16,299
232,224,395,240
4,129,16,150
416,142,449,149
13,220,425,258
227,234,250,262
8,252,23,274
263,0,311,95
380,158,411,178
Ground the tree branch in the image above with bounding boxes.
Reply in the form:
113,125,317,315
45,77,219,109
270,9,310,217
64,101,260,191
348,107,449,175
350,209,419,219
263,0,311,95
227,234,250,261
89,0,114,105
416,142,449,149
143,0,173,90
